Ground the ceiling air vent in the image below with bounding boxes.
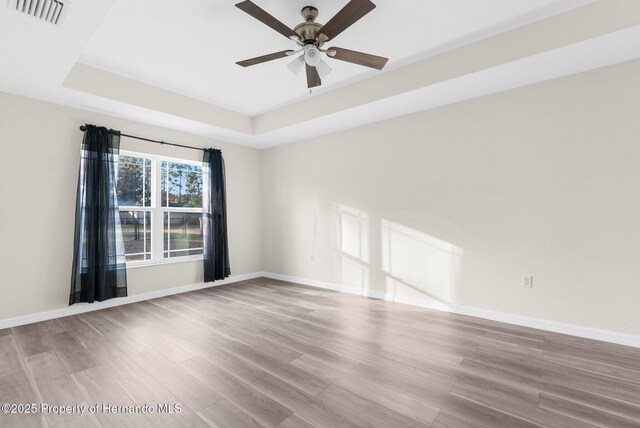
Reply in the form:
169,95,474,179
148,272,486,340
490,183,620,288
11,0,66,25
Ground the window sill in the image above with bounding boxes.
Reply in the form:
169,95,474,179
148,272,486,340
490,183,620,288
126,256,203,270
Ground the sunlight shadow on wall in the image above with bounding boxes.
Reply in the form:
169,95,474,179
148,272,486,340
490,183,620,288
381,219,463,308
335,204,370,294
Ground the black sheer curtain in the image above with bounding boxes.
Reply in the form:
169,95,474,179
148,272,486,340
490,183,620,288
203,148,230,282
70,125,127,305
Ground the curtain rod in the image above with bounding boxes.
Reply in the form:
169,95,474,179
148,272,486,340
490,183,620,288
78,125,214,152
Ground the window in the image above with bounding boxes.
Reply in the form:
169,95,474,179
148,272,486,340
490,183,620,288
117,151,204,265
117,155,152,262
161,161,204,259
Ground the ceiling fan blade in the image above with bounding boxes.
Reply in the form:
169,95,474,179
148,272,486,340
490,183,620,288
316,0,375,42
327,47,388,70
235,1,300,40
236,50,295,67
306,64,321,88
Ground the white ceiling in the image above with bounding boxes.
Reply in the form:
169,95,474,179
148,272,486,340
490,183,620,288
2,0,640,148
79,0,586,116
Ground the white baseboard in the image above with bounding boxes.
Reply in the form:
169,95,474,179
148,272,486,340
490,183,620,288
261,272,640,349
4,270,638,349
0,272,262,330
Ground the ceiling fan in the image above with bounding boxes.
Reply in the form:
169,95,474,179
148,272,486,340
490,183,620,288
235,0,389,89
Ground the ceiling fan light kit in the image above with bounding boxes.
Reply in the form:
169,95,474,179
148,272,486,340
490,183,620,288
235,0,389,89
304,45,322,67
287,55,305,76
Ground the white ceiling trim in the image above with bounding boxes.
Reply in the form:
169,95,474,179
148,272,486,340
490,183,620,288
252,25,640,148
252,0,640,135
53,22,640,150
77,0,592,116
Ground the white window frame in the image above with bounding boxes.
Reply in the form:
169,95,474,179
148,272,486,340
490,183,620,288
119,150,204,268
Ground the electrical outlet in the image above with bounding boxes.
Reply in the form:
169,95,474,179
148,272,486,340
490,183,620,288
522,275,533,288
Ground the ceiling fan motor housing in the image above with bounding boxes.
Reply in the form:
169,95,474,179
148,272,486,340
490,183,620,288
294,6,324,45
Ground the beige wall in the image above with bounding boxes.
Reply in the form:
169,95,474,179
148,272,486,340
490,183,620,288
262,59,640,336
0,92,262,320
2,59,639,337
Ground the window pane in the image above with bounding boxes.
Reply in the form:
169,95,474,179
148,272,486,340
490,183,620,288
120,211,151,262
161,161,202,208
117,156,151,207
164,212,203,258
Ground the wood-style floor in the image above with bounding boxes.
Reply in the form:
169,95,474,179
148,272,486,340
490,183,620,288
1,278,639,428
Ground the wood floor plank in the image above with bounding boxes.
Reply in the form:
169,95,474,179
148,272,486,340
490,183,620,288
539,393,640,428
541,359,640,405
390,329,480,358
0,334,26,378
46,331,100,374
219,299,292,327
543,351,640,384
350,360,454,402
317,384,430,428
275,414,316,428
255,279,332,296
72,366,154,427
119,375,209,427
485,330,546,350
257,328,360,370
100,305,157,330
437,395,545,428
171,329,235,356
202,345,270,384
432,411,480,428
12,323,54,357
0,370,45,428
85,337,150,384
55,316,102,346
225,286,305,309
255,302,319,319
268,322,382,367
450,373,596,428
541,382,640,423
78,311,127,338
186,303,265,333
134,299,181,320
465,347,543,382
128,326,195,363
168,305,230,330
251,373,362,428
24,351,84,405
544,336,640,372
223,341,330,395
198,399,265,428
130,350,222,413
278,318,382,355
255,340,303,363
179,356,293,428
475,338,545,360
376,343,464,372
291,355,440,426
216,323,272,347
